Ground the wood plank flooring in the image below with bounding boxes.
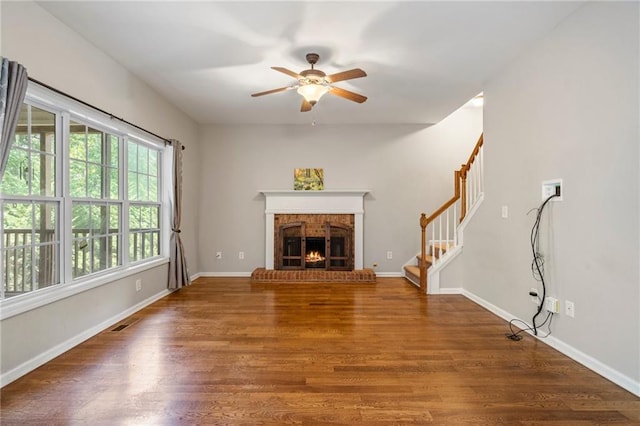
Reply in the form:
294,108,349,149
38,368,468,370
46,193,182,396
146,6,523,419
1,277,639,424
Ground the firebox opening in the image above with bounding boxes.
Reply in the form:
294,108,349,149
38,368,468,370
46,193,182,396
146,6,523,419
275,216,354,271
305,237,326,268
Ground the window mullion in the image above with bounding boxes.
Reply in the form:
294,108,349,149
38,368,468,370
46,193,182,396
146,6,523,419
122,137,129,266
61,111,73,284
27,105,33,196
30,203,36,292
84,127,89,199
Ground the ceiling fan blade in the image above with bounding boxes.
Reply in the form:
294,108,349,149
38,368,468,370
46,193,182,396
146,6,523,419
272,67,301,79
251,86,293,97
301,99,313,112
328,86,368,103
325,68,367,83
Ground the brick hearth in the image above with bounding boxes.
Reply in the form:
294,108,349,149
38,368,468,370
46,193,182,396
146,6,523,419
250,268,376,283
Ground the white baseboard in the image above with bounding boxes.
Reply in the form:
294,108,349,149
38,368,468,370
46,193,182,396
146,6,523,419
0,289,172,388
462,289,640,397
375,272,403,278
197,272,253,278
438,287,463,295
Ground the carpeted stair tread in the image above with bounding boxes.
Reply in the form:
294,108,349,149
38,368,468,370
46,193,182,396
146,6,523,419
404,265,420,276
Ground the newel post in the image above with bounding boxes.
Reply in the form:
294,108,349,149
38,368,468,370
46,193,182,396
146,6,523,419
459,165,468,222
420,213,428,291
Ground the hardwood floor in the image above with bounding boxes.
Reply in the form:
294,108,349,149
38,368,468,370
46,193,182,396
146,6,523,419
1,277,638,424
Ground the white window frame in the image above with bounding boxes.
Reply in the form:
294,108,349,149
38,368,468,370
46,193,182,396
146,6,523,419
0,99,64,298
126,136,163,264
0,83,171,320
67,115,124,280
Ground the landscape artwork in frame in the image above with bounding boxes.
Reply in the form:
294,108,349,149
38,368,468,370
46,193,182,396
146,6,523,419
294,168,324,191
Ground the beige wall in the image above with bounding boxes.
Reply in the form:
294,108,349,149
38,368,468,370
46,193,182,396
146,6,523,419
461,2,639,390
2,1,202,274
197,106,482,275
0,1,201,382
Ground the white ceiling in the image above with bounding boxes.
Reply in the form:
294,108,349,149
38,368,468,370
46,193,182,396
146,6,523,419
38,1,582,126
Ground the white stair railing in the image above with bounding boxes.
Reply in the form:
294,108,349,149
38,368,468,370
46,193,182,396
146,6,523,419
419,134,484,291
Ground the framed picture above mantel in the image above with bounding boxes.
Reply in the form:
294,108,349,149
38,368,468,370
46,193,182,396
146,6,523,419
294,168,324,191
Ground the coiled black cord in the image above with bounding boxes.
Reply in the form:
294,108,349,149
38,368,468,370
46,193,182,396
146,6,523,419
529,194,558,335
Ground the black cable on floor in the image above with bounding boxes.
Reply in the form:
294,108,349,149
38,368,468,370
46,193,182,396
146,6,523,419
506,311,554,340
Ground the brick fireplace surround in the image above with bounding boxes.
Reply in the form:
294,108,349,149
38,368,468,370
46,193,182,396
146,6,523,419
251,190,376,283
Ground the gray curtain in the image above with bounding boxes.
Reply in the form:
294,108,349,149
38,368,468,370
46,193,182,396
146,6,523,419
168,139,190,289
0,57,28,180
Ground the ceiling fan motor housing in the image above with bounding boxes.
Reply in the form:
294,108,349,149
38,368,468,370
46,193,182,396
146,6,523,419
301,53,326,84
299,68,326,85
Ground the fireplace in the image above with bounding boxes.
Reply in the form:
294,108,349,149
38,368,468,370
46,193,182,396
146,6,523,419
275,218,353,271
260,190,368,270
305,237,325,268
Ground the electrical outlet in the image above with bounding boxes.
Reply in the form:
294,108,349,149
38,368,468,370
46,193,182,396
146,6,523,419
545,297,560,313
565,300,575,318
386,251,393,260
501,205,508,219
216,251,222,259
135,279,141,292
239,251,244,260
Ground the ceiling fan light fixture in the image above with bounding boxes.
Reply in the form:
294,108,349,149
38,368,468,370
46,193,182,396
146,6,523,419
297,84,329,105
252,53,367,111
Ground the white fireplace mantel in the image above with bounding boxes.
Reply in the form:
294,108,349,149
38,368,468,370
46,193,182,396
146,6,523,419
259,190,370,270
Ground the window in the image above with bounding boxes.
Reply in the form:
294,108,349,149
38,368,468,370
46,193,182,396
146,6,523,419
1,104,60,297
0,84,168,306
127,141,160,262
70,122,122,277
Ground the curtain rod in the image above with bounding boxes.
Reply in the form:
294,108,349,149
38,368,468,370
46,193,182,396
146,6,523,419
28,77,185,150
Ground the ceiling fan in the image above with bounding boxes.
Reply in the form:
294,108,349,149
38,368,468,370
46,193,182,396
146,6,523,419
251,53,367,112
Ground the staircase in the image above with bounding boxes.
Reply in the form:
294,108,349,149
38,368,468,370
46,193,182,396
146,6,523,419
404,242,453,284
404,134,484,293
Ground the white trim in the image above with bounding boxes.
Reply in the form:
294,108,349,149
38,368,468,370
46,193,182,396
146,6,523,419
259,190,370,197
197,272,253,278
374,272,402,278
427,268,439,293
458,193,485,236
438,287,463,295
61,111,72,285
427,245,463,294
0,258,169,320
190,272,203,281
0,288,172,387
461,289,640,397
27,83,165,149
402,274,420,288
259,190,370,270
461,289,515,322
